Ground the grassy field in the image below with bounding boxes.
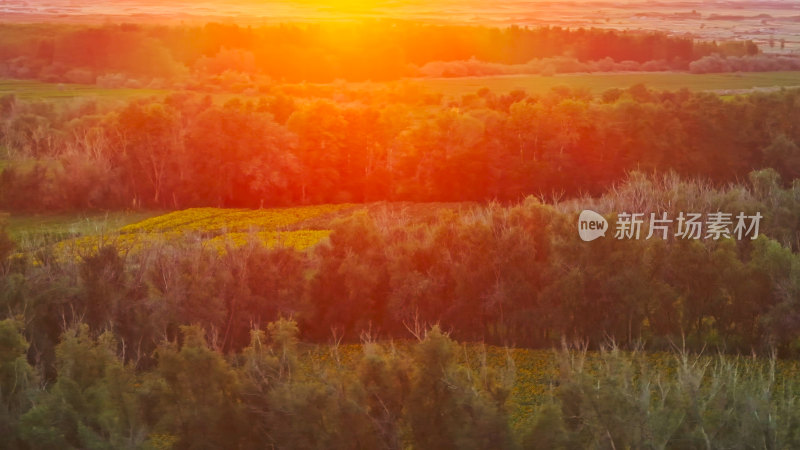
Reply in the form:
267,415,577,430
2,211,164,241
4,205,356,255
2,203,478,257
0,79,166,101
417,71,800,97
2,203,471,241
4,71,800,105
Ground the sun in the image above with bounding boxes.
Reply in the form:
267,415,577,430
297,0,389,14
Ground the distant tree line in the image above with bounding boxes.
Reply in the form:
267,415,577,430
3,85,800,211
689,54,800,74
0,22,759,85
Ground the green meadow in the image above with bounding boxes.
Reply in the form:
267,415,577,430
0,79,166,101
2,211,163,242
417,71,800,97
5,71,800,105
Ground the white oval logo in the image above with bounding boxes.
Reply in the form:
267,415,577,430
578,210,608,242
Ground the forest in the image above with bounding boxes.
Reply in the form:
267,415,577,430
2,168,800,448
3,16,800,450
2,85,800,211
2,167,800,356
3,117,800,446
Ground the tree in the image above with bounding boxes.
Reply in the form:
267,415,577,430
406,326,513,450
184,103,297,207
147,325,245,449
113,103,182,206
78,246,127,334
763,134,800,182
287,100,349,203
0,319,35,449
19,325,145,449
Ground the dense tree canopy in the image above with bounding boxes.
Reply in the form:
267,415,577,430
3,86,800,211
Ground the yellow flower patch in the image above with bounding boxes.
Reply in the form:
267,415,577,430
120,204,352,234
41,205,350,259
119,208,235,234
204,230,332,252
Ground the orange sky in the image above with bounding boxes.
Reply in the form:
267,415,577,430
2,0,795,50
